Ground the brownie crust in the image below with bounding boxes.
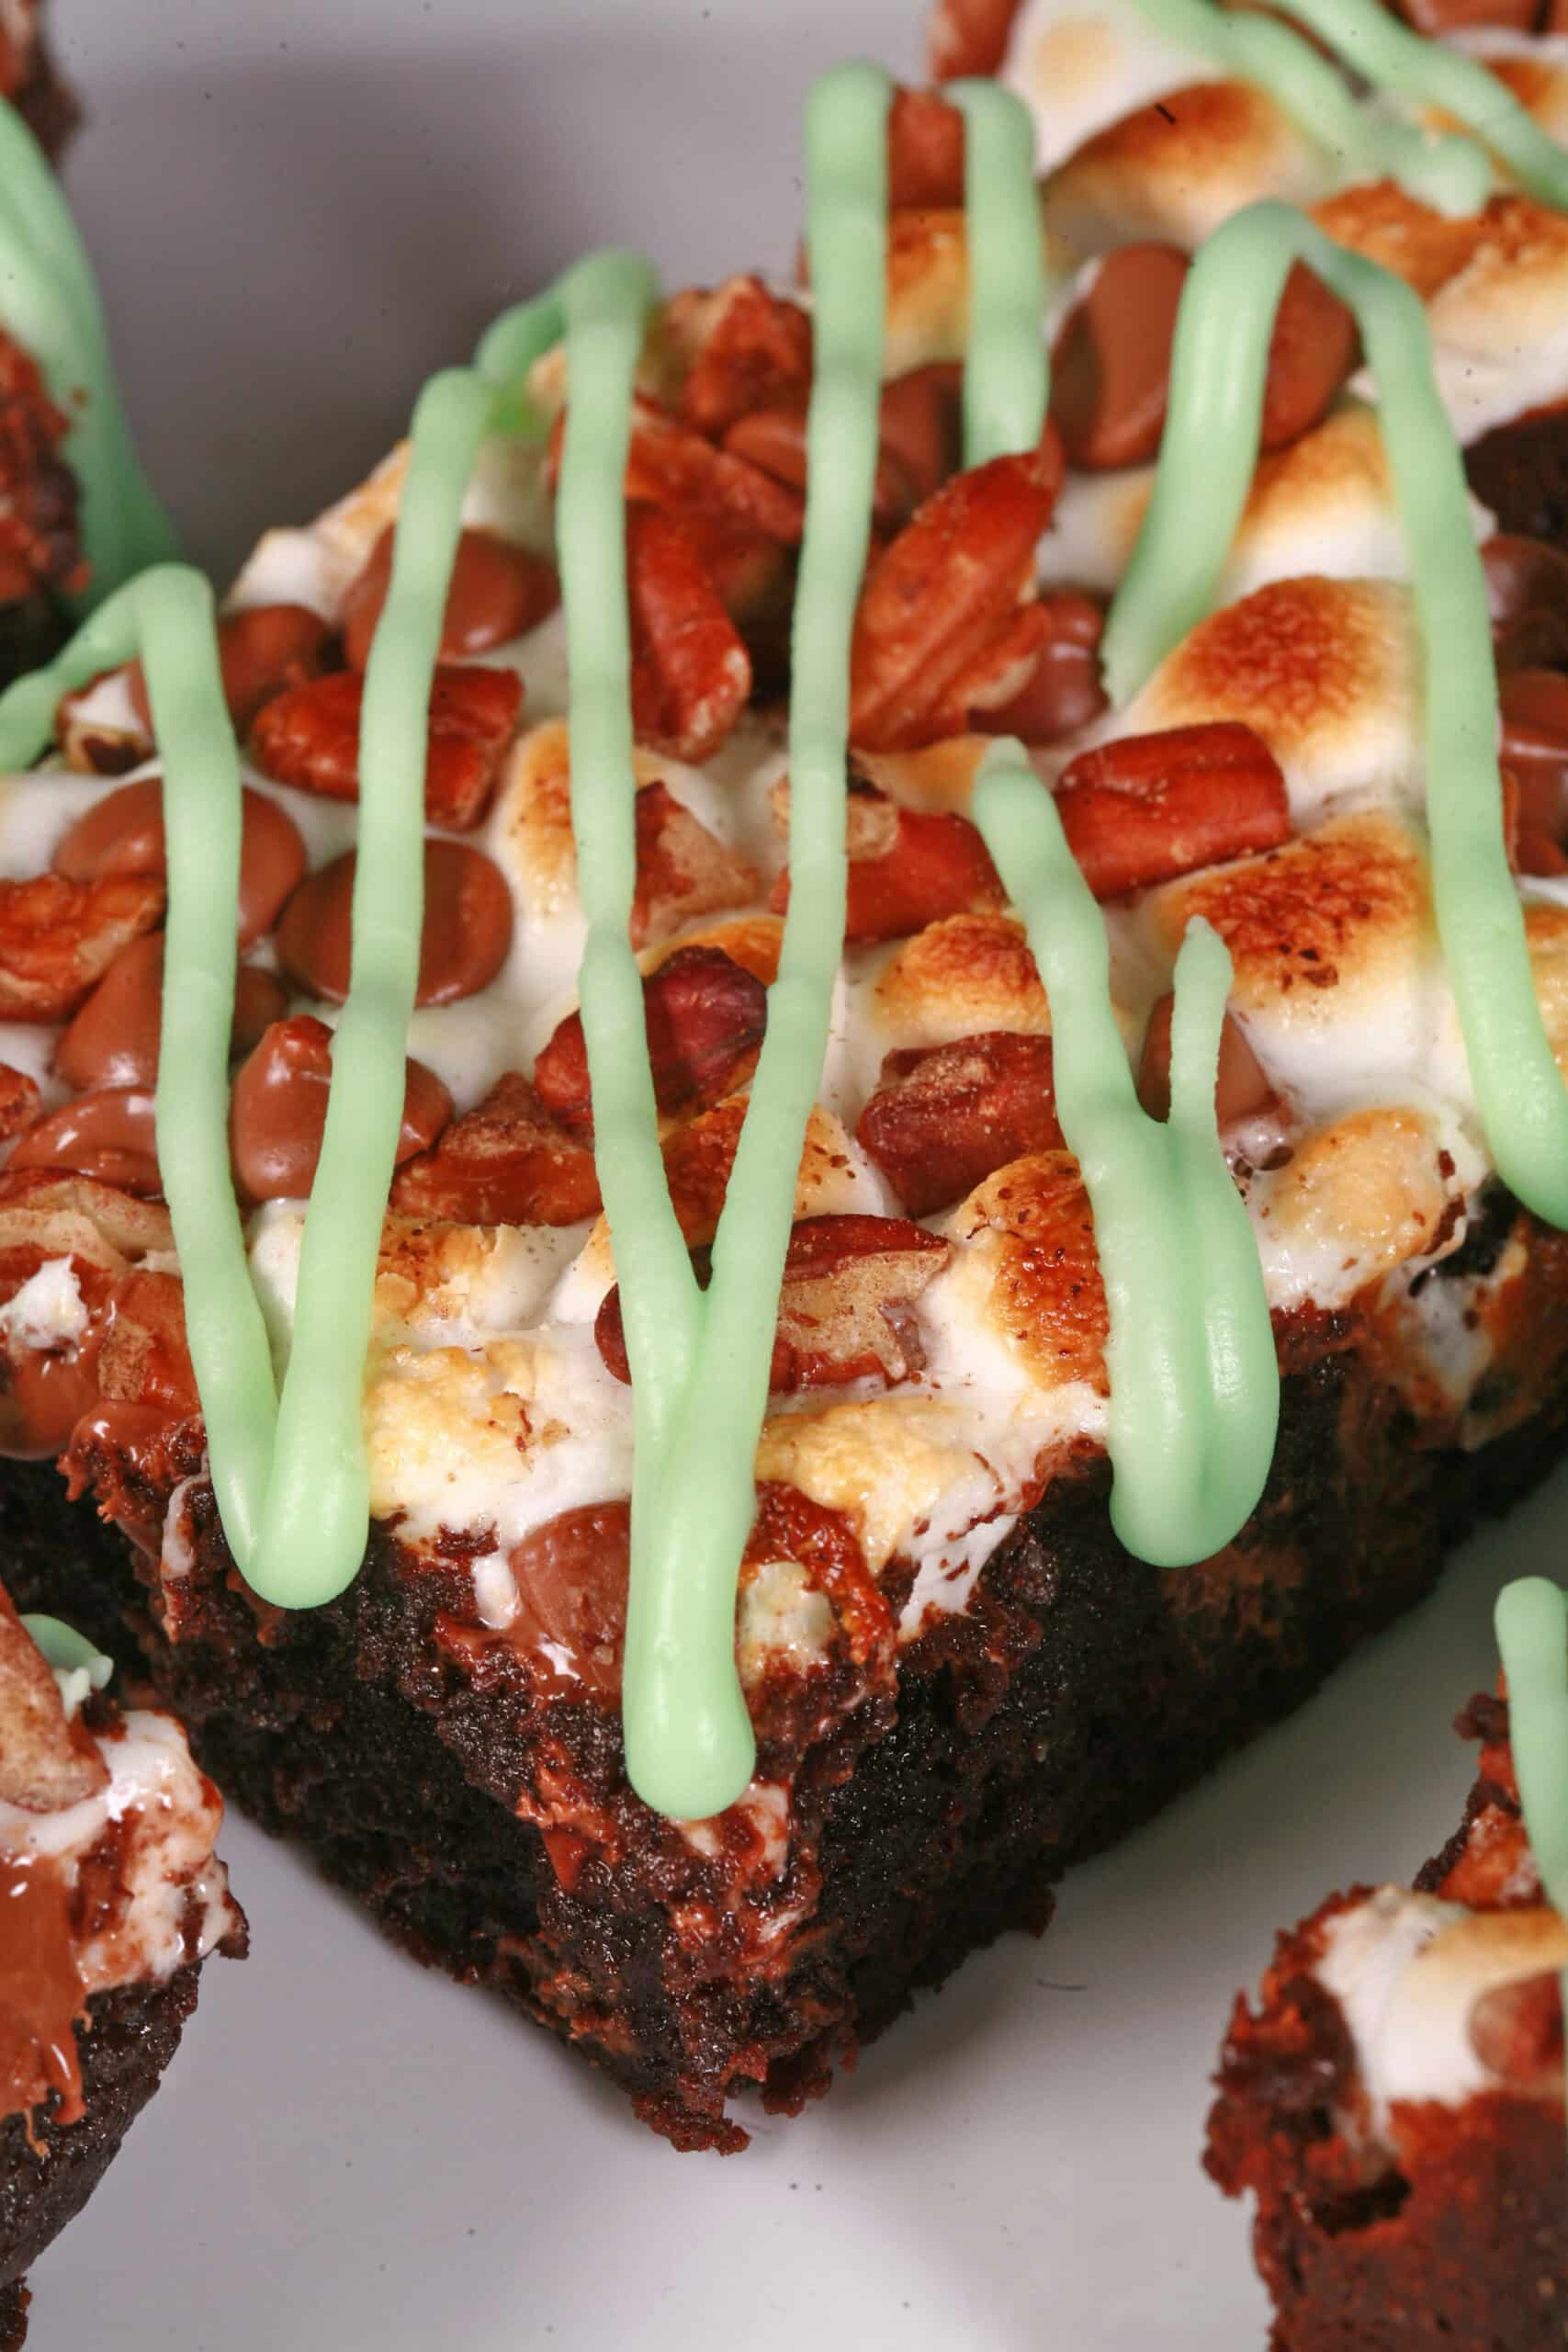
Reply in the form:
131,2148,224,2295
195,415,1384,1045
10,1240,1568,2151
0,1966,204,2335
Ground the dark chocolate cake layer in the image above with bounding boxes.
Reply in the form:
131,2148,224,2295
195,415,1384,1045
0,1969,202,2312
13,1263,1568,2153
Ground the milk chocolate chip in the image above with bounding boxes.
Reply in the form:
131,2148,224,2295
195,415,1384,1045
229,1013,453,1202
9,1086,162,1195
54,934,288,1092
1051,243,1190,471
53,776,308,949
275,840,514,1009
342,526,560,672
1136,992,1276,1129
126,603,333,736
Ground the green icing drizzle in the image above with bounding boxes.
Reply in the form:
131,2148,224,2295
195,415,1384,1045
1277,0,1568,213
548,68,894,1821
20,1613,112,1689
972,747,1279,1561
1102,198,1568,1231
948,82,1049,469
953,74,1280,1562
0,105,175,597
0,310,565,1614
1122,0,1490,216
1495,1578,1568,1928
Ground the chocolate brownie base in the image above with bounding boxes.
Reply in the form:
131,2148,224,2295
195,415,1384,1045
9,1298,1568,2150
0,1967,203,2342
1214,2074,1565,2352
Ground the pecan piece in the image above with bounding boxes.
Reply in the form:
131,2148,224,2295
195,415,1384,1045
631,780,760,949
595,1212,949,1393
770,779,1004,944
0,1587,108,1811
0,1062,39,1142
627,503,753,763
723,401,915,537
0,872,164,1021
249,662,524,831
389,1070,601,1227
886,85,967,212
929,0,1023,77
848,446,1063,752
675,276,813,439
742,1482,892,1670
857,1031,1062,1216
620,394,807,544
1055,721,1291,899
533,944,767,1146
95,1266,199,1419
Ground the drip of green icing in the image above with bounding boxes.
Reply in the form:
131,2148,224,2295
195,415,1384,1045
0,105,175,596
1122,0,1490,216
19,1614,112,1690
948,81,1049,469
1495,1578,1568,1926
972,745,1279,1562
0,305,568,1615
1102,198,1568,1230
552,67,894,1822
1277,0,1568,212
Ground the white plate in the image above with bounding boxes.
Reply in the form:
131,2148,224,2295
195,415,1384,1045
28,6,1560,2346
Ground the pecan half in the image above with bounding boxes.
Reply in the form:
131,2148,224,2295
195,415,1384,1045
623,394,807,544
532,944,767,1145
250,662,524,831
928,0,1023,77
1055,721,1291,899
675,276,814,439
857,1030,1062,1216
389,1070,601,1227
626,504,753,763
771,778,1003,944
0,872,164,1021
886,85,967,211
595,1211,949,1393
848,446,1063,752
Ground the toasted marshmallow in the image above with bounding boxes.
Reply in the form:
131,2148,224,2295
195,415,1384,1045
1119,576,1420,828
1043,80,1325,260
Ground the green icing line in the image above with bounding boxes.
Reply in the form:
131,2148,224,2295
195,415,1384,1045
552,67,894,1822
948,81,1049,469
1123,0,1490,216
1278,0,1568,212
20,1613,112,1690
1495,1577,1568,1927
552,249,700,1473
972,745,1279,1562
0,105,175,597
1102,199,1568,1230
